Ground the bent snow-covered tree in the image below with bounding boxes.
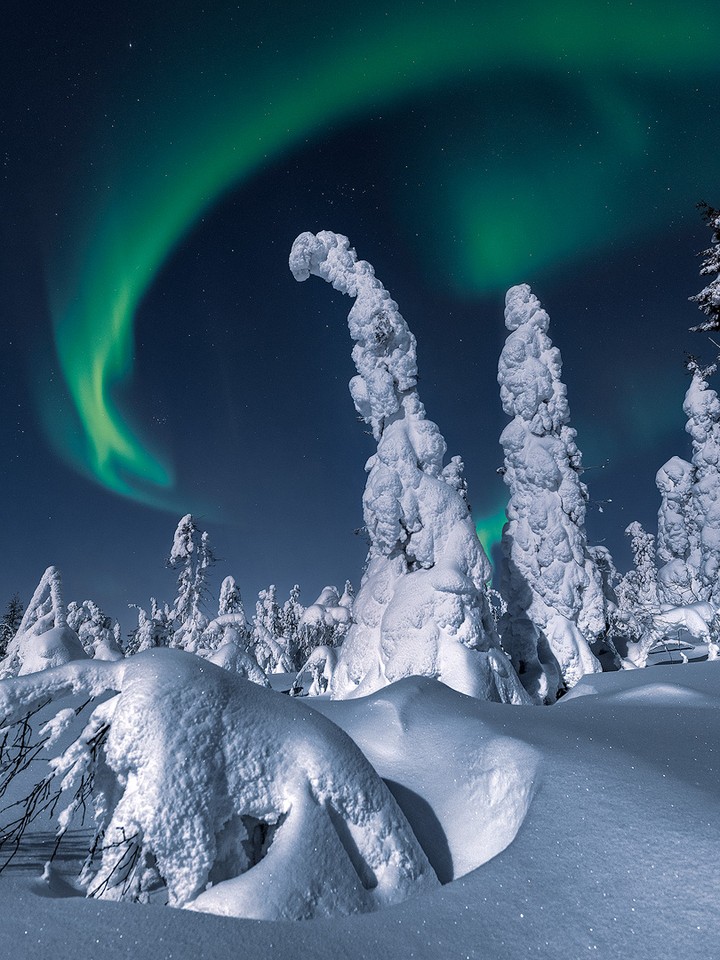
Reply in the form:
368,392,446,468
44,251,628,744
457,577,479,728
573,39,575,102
0,649,437,919
290,231,528,704
0,566,87,679
497,285,605,700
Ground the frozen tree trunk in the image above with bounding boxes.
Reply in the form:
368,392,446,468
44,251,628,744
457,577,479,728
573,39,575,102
290,231,529,704
497,285,604,700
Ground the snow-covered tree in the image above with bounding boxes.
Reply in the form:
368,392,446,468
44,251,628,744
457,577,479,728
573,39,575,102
280,584,304,647
296,586,352,669
168,516,215,653
613,522,659,649
254,585,282,643
656,455,700,605
681,359,720,603
126,599,172,655
0,567,86,678
218,576,244,617
338,580,354,611
689,202,720,332
67,600,123,661
201,577,251,656
0,593,23,657
497,284,605,700
290,230,529,704
0,650,438,917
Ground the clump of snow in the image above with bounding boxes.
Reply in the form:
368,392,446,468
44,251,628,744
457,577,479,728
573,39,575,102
207,641,269,686
497,284,605,700
67,600,123,661
0,649,437,919
290,231,528,704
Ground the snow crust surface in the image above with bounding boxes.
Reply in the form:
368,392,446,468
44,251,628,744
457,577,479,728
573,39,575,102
1,658,718,959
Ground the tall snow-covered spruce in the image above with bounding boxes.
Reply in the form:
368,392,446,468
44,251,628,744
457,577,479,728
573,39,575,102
168,515,215,653
689,201,720,332
497,284,605,700
290,231,529,704
679,359,720,601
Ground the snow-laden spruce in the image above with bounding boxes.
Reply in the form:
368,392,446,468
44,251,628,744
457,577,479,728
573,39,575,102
168,515,214,654
290,231,528,703
497,284,605,700
0,649,438,918
689,201,720,332
67,600,123,661
681,359,720,602
0,566,87,678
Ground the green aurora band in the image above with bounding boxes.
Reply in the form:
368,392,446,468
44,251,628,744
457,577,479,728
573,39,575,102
43,0,720,519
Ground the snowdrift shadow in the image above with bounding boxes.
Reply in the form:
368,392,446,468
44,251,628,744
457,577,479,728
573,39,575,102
383,780,453,884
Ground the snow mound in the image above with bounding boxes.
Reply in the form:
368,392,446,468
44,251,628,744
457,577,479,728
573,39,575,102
308,676,540,883
0,649,438,920
207,641,269,686
12,626,88,676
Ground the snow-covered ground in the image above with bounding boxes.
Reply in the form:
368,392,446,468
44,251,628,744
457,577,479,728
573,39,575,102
0,657,717,959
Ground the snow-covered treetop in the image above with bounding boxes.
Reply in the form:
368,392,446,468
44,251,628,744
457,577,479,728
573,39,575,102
218,576,244,617
689,202,720,332
656,455,695,565
683,358,720,451
169,514,199,563
499,284,571,436
16,565,66,636
290,230,419,442
290,231,475,574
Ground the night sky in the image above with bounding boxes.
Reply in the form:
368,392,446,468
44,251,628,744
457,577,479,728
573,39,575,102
1,0,718,631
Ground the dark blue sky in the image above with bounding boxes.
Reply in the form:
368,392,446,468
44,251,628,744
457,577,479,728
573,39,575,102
1,0,718,631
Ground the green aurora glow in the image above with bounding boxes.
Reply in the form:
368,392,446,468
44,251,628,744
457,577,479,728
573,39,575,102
475,504,508,565
43,0,720,515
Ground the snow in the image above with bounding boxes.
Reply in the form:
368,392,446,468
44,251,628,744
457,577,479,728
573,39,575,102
290,231,527,704
0,650,437,920
0,655,718,958
497,285,606,700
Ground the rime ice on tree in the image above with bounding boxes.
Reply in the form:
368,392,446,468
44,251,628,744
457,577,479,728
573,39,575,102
168,515,214,653
689,202,720,332
0,566,87,678
290,231,528,703
497,284,604,699
681,360,720,601
656,455,699,604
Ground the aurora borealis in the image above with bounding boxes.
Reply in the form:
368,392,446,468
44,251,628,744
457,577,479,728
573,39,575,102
1,0,719,620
